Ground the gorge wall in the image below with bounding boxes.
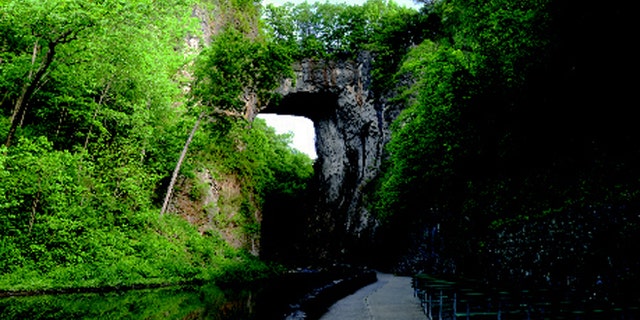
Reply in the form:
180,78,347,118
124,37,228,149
258,52,402,264
180,5,404,263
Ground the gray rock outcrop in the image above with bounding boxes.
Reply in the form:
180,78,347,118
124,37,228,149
259,52,402,262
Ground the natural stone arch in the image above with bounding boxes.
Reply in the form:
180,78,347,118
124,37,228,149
257,52,400,263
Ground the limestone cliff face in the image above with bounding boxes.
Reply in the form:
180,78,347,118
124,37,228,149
260,52,402,262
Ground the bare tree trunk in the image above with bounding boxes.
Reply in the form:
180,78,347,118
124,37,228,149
28,192,40,234
84,81,111,150
29,178,41,234
5,29,79,147
160,112,204,216
9,40,42,126
54,108,67,138
5,41,57,147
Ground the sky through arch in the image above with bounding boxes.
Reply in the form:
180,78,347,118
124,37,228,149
257,114,317,159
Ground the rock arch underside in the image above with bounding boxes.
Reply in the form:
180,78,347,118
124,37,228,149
256,53,401,265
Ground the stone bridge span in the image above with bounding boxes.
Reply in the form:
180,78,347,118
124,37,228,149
257,53,402,263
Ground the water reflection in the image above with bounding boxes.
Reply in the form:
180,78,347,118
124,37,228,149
0,269,364,320
413,275,639,320
0,282,288,320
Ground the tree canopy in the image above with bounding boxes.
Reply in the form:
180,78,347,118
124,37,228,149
0,0,311,291
369,0,639,292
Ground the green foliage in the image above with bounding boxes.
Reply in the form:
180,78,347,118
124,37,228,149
371,40,470,222
0,137,85,244
371,0,556,228
240,119,314,198
0,0,196,146
0,0,306,293
193,26,294,114
192,117,313,237
263,0,438,95
0,280,277,320
264,0,422,59
200,0,263,36
369,0,639,284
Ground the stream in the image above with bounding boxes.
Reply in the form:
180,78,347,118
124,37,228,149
0,282,285,319
0,267,373,320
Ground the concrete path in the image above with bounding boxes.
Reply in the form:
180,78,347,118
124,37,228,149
319,272,425,320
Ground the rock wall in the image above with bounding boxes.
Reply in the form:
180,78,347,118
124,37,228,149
259,52,401,263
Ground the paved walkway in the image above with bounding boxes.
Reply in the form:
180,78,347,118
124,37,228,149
319,272,425,320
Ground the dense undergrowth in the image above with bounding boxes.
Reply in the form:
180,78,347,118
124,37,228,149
367,0,640,291
0,119,310,292
0,0,311,292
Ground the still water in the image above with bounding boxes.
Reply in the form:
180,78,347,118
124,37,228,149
0,272,339,320
413,274,639,319
0,283,274,319
0,268,367,320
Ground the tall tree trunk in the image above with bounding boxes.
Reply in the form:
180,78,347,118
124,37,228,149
5,29,79,147
5,41,57,147
84,81,111,150
54,108,67,138
160,112,204,216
